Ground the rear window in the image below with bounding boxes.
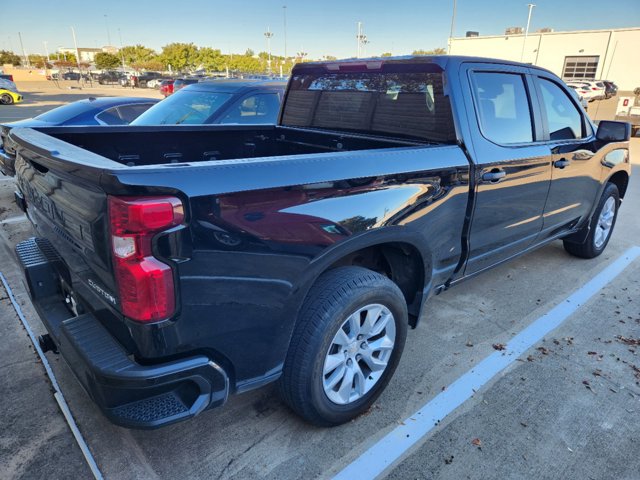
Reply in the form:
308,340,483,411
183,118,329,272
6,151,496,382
282,69,455,142
34,102,95,124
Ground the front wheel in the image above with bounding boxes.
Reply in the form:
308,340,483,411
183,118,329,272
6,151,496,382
279,266,408,426
563,182,619,258
0,93,14,105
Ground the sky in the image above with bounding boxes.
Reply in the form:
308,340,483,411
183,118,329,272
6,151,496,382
2,0,639,60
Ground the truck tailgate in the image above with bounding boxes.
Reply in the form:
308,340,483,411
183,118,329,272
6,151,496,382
12,127,119,310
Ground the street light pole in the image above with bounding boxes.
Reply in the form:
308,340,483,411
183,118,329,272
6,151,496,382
282,5,288,60
43,41,50,62
520,3,536,62
264,27,274,74
70,26,82,72
118,28,126,70
447,0,457,54
104,14,112,46
18,32,30,67
356,22,368,58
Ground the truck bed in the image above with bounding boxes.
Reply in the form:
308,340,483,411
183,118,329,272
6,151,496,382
21,124,431,167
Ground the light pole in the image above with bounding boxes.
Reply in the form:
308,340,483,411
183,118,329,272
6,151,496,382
283,5,288,60
264,27,274,74
447,0,457,54
70,26,82,73
18,32,30,67
104,14,112,46
356,22,368,58
520,3,536,62
296,48,307,62
43,41,50,62
118,28,126,70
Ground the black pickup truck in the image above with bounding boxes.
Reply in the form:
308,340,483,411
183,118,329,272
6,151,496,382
9,56,631,429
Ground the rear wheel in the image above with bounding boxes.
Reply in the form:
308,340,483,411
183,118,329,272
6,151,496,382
279,266,408,426
0,93,14,105
563,182,619,258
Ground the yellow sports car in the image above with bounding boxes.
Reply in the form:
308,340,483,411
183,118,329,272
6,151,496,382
0,89,23,105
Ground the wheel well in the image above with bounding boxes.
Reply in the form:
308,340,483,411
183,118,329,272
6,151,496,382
327,242,427,325
609,171,629,199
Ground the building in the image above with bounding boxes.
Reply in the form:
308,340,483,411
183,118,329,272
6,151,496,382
57,46,118,63
449,27,640,90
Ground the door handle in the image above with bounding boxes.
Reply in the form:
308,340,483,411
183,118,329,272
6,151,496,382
481,170,506,183
554,159,571,169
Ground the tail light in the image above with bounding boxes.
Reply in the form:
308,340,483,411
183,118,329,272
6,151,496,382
108,196,184,322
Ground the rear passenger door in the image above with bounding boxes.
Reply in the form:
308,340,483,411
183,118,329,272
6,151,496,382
530,74,601,240
461,63,551,275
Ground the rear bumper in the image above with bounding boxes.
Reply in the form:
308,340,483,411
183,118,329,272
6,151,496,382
15,237,229,429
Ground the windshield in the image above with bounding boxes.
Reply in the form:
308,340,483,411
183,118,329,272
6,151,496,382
34,101,95,123
131,90,232,125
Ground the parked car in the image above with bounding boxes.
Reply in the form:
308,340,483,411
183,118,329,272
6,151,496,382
98,71,125,85
566,81,601,102
159,79,175,97
146,77,168,89
9,56,631,429
603,80,618,99
0,97,157,176
173,77,200,93
61,71,81,81
0,77,19,93
570,80,607,101
136,72,163,88
132,79,285,125
0,88,22,105
0,73,14,82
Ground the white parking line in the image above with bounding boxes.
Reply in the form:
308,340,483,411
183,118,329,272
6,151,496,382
334,246,640,480
0,215,27,225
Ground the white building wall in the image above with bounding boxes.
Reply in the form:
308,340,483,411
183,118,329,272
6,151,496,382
450,28,640,90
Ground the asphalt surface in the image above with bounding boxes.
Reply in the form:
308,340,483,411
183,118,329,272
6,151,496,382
0,85,639,480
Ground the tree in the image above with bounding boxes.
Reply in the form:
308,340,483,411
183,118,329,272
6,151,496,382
412,48,446,55
197,47,225,72
28,54,51,68
94,52,121,70
380,52,393,57
131,59,164,72
0,50,21,66
159,43,198,71
50,52,77,64
244,48,255,57
120,44,157,65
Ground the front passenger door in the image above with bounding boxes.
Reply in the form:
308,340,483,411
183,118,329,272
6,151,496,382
532,75,601,240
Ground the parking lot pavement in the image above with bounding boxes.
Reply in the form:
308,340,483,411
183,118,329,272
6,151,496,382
0,93,638,479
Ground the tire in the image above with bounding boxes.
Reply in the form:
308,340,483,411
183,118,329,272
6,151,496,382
279,266,408,426
563,182,619,259
0,93,14,105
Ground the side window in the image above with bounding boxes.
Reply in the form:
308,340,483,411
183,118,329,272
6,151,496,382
95,107,126,125
116,103,154,123
219,94,280,124
538,78,584,141
471,72,533,144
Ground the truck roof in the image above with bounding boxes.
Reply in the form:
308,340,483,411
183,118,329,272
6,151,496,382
293,55,555,77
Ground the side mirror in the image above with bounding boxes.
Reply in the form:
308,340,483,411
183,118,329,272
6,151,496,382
596,120,631,142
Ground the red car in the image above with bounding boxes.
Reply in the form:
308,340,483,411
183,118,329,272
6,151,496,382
159,79,175,97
